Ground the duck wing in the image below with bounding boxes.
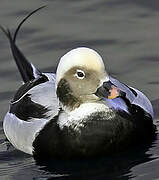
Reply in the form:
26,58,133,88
9,73,59,122
3,73,59,154
108,76,153,118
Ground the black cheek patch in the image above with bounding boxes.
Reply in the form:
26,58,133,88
10,94,49,121
56,78,80,109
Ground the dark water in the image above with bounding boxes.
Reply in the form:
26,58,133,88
0,0,159,179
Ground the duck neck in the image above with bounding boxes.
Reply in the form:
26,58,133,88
56,78,81,111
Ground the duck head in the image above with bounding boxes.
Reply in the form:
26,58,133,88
56,47,125,111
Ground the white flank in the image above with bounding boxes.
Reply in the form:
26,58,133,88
3,113,50,154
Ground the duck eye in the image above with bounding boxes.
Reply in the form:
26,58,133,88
77,71,84,77
75,70,85,79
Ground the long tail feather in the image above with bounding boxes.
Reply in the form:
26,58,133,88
13,6,46,43
0,6,46,83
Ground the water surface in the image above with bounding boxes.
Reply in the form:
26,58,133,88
0,0,159,179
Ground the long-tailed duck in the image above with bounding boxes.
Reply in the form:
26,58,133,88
1,7,155,158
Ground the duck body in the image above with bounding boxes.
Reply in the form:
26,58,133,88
2,8,155,158
3,72,155,158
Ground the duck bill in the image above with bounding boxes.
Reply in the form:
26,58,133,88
95,81,126,99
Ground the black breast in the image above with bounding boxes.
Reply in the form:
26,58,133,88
32,107,155,159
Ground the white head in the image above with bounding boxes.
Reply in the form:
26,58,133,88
56,47,110,110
